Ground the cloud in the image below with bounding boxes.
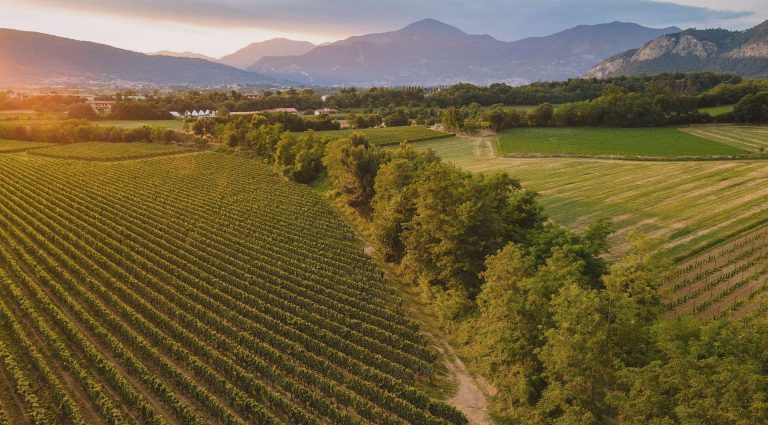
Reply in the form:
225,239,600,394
19,0,757,41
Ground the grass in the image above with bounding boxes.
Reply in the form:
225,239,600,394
679,125,768,153
29,142,192,161
699,104,735,116
496,127,748,158
0,139,52,152
309,126,453,146
97,120,186,129
412,130,768,262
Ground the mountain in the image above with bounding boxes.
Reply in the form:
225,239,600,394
586,21,768,78
219,38,317,69
249,19,678,86
149,50,220,62
504,22,680,81
0,28,275,86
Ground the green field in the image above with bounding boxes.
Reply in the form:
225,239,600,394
699,104,735,116
97,120,186,129
0,140,52,152
29,142,191,161
311,126,453,145
414,130,768,262
0,149,463,424
497,127,748,157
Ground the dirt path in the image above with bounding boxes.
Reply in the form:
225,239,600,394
440,343,492,425
357,226,493,424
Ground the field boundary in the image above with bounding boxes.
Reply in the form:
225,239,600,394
500,152,768,162
27,148,201,162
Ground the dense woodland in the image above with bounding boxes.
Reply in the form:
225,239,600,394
316,136,768,424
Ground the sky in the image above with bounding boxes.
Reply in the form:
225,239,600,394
0,0,764,58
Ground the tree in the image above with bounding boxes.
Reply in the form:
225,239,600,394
67,103,98,120
383,108,410,127
527,103,554,127
371,144,440,262
733,92,768,123
274,131,326,183
323,133,386,213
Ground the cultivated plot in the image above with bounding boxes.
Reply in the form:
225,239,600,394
496,127,747,158
29,142,192,161
0,152,464,424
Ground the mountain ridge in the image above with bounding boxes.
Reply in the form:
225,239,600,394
0,28,277,86
250,19,679,85
586,20,768,78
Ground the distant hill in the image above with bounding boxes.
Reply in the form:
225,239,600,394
0,28,276,86
587,20,768,78
219,38,317,69
149,50,220,63
250,19,678,86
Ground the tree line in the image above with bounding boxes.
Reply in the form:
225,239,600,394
312,134,768,424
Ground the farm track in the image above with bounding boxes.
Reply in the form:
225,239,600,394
0,151,467,424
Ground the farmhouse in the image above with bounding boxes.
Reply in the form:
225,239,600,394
314,108,338,115
173,110,217,118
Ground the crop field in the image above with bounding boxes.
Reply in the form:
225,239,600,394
312,126,453,145
0,140,52,153
666,226,768,320
496,127,748,157
0,150,464,424
29,142,192,161
414,133,768,261
679,125,768,153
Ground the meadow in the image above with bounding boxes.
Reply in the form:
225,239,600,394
28,142,192,161
310,126,453,145
699,104,735,116
0,148,464,424
496,127,748,157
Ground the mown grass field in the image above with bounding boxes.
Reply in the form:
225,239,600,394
415,130,768,262
311,126,453,145
0,140,52,153
496,127,747,157
680,125,768,153
28,142,191,161
0,148,464,424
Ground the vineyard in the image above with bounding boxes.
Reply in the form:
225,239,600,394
310,126,453,146
0,150,465,424
0,140,51,153
28,142,192,161
665,226,768,320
